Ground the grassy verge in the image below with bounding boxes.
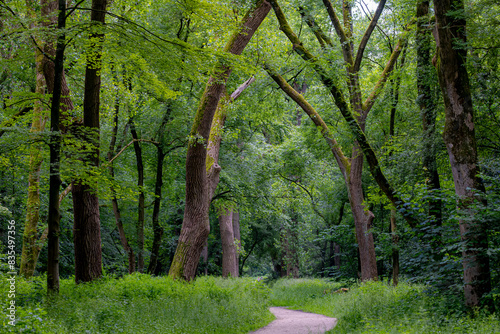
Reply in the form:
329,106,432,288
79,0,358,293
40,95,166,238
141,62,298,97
270,279,499,333
1,273,273,333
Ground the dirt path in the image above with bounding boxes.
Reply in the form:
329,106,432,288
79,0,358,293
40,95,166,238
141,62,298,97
249,307,337,334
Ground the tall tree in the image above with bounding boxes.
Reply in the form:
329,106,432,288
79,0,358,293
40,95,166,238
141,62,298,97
417,0,442,226
267,0,412,280
72,0,107,283
46,0,67,294
129,117,145,272
168,0,271,280
433,0,492,308
20,0,75,279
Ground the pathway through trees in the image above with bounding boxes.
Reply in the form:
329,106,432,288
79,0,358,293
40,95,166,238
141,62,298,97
250,307,337,334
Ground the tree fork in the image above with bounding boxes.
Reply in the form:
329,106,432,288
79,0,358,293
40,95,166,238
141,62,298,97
168,0,271,280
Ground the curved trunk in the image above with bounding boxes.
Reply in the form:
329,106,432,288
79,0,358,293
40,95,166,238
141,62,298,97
168,0,271,280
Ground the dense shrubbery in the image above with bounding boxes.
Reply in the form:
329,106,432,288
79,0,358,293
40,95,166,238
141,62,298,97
0,274,272,333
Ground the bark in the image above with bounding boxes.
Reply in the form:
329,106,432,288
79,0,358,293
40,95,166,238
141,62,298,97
147,147,166,274
232,211,241,273
20,43,46,278
334,243,341,270
46,0,66,295
130,118,145,272
148,105,175,274
219,209,238,277
390,209,399,286
417,0,442,226
73,0,107,283
107,96,135,273
40,1,74,132
168,0,271,280
433,0,491,309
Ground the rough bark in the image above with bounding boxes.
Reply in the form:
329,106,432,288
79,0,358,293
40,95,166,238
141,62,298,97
72,0,107,283
219,210,238,277
433,0,491,309
417,0,442,226
46,0,66,295
130,118,145,272
168,0,271,280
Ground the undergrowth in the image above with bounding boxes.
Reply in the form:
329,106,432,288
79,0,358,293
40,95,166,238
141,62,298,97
0,273,272,333
270,278,500,333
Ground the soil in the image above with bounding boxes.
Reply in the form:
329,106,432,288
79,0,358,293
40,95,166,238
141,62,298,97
250,307,337,334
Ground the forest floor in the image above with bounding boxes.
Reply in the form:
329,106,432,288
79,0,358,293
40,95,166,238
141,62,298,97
249,307,337,334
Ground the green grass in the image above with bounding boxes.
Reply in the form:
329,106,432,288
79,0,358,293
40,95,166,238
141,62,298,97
269,279,500,333
2,275,499,333
1,273,273,333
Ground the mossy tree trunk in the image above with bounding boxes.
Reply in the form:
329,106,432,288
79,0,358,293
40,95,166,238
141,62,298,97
168,0,271,281
433,0,491,309
21,0,74,279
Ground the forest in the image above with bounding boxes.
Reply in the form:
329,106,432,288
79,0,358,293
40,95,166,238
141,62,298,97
0,0,499,333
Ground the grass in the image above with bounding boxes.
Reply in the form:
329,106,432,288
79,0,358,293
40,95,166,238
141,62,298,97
2,274,499,333
269,279,500,333
1,273,273,333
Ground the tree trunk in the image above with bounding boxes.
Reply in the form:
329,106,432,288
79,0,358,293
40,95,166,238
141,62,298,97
73,0,107,283
390,209,399,286
46,0,66,295
20,46,46,278
130,118,145,272
148,147,166,274
417,0,442,226
232,211,241,274
107,96,135,274
334,243,341,270
168,0,271,280
433,0,491,309
348,148,378,281
219,210,238,277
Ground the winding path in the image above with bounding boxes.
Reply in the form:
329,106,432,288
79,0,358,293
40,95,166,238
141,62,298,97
250,307,337,334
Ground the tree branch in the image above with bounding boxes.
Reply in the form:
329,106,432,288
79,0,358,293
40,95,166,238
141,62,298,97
354,0,386,73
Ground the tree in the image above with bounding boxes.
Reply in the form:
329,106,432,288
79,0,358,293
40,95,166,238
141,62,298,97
46,0,67,294
266,0,415,280
433,0,492,309
168,0,271,280
72,0,107,283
